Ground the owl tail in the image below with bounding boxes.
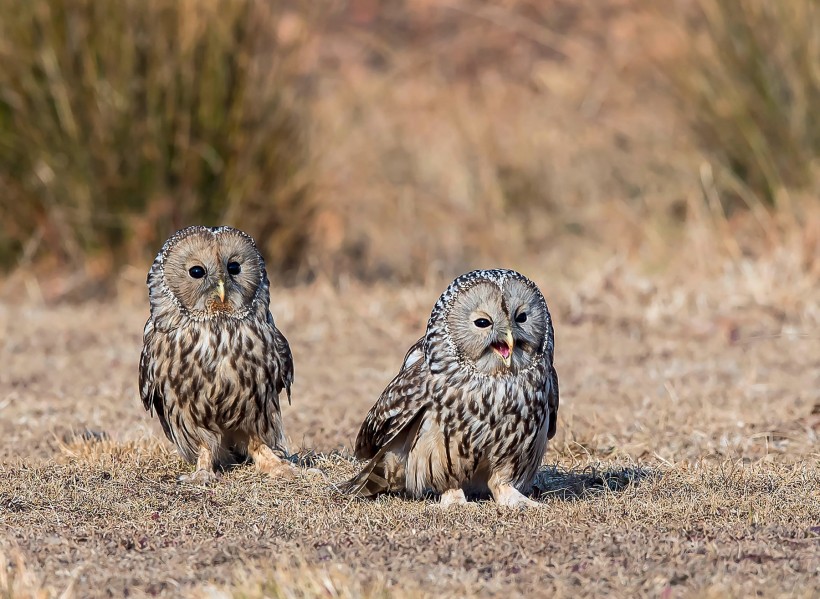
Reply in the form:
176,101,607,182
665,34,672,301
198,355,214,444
340,407,428,498
339,454,392,497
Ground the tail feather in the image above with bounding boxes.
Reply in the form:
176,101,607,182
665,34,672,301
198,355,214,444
339,452,391,497
340,407,429,498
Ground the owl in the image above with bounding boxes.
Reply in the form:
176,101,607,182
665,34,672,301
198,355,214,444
343,269,559,508
139,226,297,483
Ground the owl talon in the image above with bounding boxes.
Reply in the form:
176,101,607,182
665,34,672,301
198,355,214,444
303,467,327,479
249,440,299,480
258,461,297,480
436,488,468,509
491,483,542,509
177,469,220,485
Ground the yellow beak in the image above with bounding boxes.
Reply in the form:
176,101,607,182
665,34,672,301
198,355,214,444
491,330,515,368
216,280,225,303
503,330,514,367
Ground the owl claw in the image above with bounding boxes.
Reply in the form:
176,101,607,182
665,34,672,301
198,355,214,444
177,469,220,485
303,467,327,479
505,496,542,509
436,488,469,509
257,460,297,480
491,483,542,508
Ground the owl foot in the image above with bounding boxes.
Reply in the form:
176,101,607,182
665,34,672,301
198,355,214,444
178,468,220,485
436,488,468,509
178,446,219,484
249,440,297,480
303,467,327,479
257,460,297,480
491,482,542,509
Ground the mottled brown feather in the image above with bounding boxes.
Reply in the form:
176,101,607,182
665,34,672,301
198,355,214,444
354,337,427,460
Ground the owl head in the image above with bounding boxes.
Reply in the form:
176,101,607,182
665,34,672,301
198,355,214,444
427,269,553,376
146,226,269,327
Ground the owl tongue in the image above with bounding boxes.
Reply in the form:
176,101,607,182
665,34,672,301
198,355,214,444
491,341,511,359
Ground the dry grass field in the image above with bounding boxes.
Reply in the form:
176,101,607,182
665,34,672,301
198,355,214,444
1,0,819,597
1,251,819,598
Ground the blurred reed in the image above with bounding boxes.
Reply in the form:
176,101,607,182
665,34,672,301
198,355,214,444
0,0,817,292
665,0,819,209
0,0,314,280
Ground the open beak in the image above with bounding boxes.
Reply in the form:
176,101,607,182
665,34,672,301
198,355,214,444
215,280,225,303
491,330,514,368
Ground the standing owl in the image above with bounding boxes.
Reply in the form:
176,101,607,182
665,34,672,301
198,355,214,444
343,269,559,508
139,226,297,483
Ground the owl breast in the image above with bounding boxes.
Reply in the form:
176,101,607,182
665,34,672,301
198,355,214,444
404,367,550,496
152,316,283,461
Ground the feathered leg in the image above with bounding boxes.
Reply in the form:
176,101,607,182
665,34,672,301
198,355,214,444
341,408,428,497
178,446,219,484
437,488,468,509
488,471,540,508
249,438,296,480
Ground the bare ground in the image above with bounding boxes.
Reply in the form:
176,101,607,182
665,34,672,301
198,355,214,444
1,263,819,598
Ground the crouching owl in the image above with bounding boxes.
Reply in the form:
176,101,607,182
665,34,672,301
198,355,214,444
343,269,559,508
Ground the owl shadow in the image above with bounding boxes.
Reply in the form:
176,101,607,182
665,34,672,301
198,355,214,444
528,464,655,501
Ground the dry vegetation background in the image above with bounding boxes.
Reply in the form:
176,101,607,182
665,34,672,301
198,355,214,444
1,0,819,597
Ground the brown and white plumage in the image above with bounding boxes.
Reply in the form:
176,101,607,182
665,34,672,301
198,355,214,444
139,226,296,482
344,269,559,508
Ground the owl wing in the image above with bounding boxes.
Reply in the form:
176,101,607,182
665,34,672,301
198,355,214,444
353,337,429,460
269,312,294,405
138,319,175,444
546,359,560,440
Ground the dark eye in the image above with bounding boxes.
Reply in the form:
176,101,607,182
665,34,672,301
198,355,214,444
227,261,241,276
515,312,527,323
474,318,492,328
188,265,206,279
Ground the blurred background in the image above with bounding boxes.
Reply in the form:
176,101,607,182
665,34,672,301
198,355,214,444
0,0,817,300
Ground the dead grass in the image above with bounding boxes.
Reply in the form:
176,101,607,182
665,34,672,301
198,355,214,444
2,444,818,598
0,547,73,599
1,6,819,596
306,1,703,283
1,253,819,597
658,0,820,207
0,0,816,300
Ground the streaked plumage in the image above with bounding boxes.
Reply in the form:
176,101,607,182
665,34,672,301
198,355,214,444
139,225,296,482
343,269,559,508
